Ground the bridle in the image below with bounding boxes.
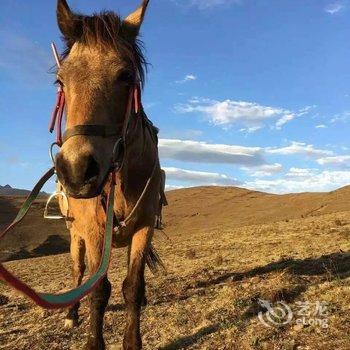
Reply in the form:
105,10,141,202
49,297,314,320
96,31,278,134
0,45,158,309
49,83,140,169
49,39,141,171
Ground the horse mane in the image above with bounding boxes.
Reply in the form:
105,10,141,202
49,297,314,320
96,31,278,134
61,11,147,87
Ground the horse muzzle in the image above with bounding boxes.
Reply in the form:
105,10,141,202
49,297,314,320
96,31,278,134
55,151,106,199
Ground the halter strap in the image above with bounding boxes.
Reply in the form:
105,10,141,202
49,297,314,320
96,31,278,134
49,86,139,146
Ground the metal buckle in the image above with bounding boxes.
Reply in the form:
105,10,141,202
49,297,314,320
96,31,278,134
44,190,69,220
49,142,61,168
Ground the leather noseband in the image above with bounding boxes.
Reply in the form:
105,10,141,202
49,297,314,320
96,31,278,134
63,124,121,144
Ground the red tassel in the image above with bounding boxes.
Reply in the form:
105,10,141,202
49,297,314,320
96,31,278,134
134,85,139,114
49,90,63,133
56,92,65,145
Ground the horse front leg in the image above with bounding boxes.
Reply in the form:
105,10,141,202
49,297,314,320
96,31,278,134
64,229,86,328
84,234,111,350
122,226,153,350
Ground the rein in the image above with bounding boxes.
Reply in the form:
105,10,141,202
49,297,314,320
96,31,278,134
0,81,157,309
0,170,115,309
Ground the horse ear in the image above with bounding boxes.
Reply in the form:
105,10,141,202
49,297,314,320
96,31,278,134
57,0,82,41
122,0,150,39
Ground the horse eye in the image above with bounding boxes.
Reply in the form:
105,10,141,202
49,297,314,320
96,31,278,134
118,71,134,84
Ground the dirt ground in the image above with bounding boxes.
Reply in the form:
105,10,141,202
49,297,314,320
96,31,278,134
1,187,350,349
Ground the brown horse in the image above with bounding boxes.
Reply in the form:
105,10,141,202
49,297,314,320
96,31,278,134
54,1,162,349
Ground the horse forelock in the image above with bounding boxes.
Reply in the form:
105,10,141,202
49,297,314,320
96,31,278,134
60,11,147,87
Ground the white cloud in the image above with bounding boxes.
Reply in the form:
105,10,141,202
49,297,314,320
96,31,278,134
157,138,350,193
275,114,295,129
159,138,266,166
284,167,317,179
331,111,350,123
164,167,240,185
325,2,345,14
242,163,283,177
176,74,197,84
239,126,262,133
245,169,350,194
176,98,309,131
298,105,316,114
317,155,350,166
267,141,333,158
164,166,350,194
275,105,315,130
315,124,327,129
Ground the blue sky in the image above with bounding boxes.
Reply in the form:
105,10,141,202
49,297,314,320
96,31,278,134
1,0,350,193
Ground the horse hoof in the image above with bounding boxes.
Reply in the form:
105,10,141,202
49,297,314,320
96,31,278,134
64,318,78,329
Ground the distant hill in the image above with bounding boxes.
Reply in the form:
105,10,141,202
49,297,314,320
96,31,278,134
163,185,350,234
0,195,68,262
2,189,350,349
0,184,48,197
1,185,350,262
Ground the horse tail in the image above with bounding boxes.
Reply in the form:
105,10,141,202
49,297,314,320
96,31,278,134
146,243,165,274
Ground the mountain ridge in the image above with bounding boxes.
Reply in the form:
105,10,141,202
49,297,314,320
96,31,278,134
0,184,48,196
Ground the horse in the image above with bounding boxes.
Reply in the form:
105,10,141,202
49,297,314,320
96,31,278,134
53,1,162,349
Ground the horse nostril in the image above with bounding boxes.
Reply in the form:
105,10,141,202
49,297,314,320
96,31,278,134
84,156,100,184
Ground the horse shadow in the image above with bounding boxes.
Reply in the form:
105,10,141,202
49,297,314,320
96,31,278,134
194,250,350,290
159,324,220,350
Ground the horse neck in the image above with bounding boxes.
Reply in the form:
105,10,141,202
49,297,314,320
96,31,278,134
119,111,158,196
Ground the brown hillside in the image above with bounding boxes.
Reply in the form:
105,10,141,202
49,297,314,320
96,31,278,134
163,185,350,234
1,185,350,349
1,185,350,262
0,196,69,261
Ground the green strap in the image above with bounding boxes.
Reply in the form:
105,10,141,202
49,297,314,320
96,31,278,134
40,182,114,306
0,169,115,309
